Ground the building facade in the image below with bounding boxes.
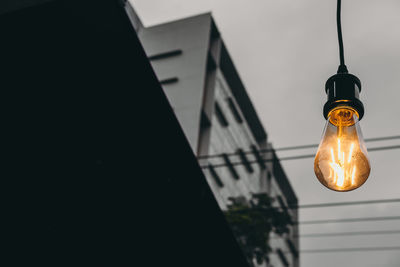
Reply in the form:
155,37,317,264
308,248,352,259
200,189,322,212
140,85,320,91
125,2,299,267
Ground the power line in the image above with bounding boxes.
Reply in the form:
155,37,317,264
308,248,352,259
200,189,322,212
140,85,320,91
299,216,400,225
230,198,400,215
272,230,400,239
274,135,400,152
262,198,400,211
369,145,400,152
300,246,400,253
296,230,400,238
365,135,400,142
201,144,400,169
197,135,400,159
296,198,400,209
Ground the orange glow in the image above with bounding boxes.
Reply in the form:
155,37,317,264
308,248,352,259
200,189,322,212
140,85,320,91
314,107,370,191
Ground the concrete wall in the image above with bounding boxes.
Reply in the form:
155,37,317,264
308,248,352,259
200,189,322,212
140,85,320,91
204,69,267,210
136,14,212,152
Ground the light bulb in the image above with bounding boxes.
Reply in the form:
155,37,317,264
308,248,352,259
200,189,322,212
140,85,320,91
314,106,370,191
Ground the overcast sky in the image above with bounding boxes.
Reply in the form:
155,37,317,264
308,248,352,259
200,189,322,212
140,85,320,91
130,0,400,266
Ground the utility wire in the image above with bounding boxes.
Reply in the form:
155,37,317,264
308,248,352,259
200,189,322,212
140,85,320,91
230,198,400,215
300,246,400,254
200,144,400,169
299,216,400,225
365,135,400,142
294,230,400,239
256,198,400,211
197,135,400,159
295,198,400,210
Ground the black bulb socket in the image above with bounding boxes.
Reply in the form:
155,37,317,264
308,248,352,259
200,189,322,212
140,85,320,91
323,72,364,120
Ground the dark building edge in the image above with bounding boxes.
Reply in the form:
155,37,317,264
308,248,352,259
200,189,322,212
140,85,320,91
0,1,251,266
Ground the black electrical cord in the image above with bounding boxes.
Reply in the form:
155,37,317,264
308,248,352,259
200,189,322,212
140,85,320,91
337,0,348,73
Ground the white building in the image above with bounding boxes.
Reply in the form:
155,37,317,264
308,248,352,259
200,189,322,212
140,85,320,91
126,2,299,266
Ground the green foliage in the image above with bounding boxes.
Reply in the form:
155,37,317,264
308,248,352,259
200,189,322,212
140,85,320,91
224,193,293,266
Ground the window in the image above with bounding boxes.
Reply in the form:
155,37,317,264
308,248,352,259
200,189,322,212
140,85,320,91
277,195,293,224
214,101,229,127
222,153,239,180
237,148,253,173
160,77,179,85
208,164,224,187
286,239,299,258
276,248,289,267
250,145,266,170
148,49,182,61
277,195,287,211
227,97,243,123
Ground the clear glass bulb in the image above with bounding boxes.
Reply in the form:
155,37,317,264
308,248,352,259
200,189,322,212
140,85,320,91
314,106,371,191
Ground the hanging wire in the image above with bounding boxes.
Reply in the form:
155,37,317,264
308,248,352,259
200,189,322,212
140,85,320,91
337,0,345,66
337,0,348,73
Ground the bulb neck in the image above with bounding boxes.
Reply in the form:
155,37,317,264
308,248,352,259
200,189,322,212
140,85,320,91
337,64,348,74
324,72,364,120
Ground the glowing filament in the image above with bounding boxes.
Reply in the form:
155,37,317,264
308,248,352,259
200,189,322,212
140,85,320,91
348,143,354,163
330,162,345,187
329,142,356,188
351,166,356,185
